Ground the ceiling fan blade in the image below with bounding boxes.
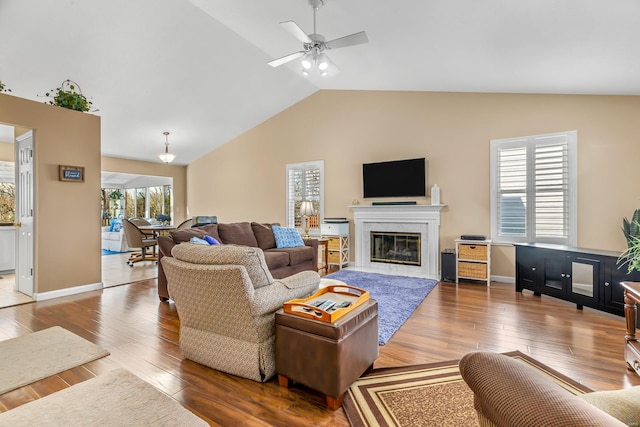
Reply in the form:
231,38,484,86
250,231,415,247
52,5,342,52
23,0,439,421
268,51,306,68
325,31,369,50
280,21,312,44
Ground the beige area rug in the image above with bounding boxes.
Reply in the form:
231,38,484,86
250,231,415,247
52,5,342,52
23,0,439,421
0,326,110,394
343,351,592,427
0,368,208,426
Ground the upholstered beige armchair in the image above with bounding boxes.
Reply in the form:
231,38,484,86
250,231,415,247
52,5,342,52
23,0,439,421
161,243,320,382
459,351,640,426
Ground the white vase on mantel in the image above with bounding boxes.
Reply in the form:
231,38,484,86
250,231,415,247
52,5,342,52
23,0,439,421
431,184,441,205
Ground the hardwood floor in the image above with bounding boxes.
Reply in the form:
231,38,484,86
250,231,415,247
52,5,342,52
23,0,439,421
0,278,638,425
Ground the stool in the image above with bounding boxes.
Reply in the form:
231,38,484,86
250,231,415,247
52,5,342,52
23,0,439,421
275,299,379,410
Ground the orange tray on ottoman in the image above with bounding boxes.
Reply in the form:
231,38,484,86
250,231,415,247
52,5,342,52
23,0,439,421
283,284,369,323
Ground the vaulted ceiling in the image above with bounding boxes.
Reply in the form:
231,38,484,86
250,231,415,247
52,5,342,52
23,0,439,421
1,0,639,165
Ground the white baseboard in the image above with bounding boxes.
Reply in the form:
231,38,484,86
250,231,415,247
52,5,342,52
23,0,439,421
491,275,515,284
34,282,104,301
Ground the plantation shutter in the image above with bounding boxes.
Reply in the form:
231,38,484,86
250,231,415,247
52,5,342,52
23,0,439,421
491,131,576,245
286,161,323,231
534,138,569,239
497,145,527,237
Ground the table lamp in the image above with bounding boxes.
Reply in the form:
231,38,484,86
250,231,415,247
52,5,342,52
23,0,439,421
299,200,316,238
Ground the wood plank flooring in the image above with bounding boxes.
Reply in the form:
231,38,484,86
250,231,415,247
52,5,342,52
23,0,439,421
0,278,638,425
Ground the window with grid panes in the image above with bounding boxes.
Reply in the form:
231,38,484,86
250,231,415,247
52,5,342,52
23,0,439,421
0,161,15,223
286,161,324,235
490,131,577,245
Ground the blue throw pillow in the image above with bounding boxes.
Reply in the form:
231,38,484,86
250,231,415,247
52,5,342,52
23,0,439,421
110,219,122,232
272,225,305,248
190,237,209,245
204,235,220,245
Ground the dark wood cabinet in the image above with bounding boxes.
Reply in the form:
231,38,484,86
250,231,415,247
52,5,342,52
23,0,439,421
515,243,640,319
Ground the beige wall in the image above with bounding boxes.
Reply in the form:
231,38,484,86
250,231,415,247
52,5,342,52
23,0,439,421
188,90,640,279
0,93,101,294
0,141,13,161
101,156,187,224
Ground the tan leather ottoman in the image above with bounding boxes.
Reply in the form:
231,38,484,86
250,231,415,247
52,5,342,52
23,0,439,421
275,299,379,409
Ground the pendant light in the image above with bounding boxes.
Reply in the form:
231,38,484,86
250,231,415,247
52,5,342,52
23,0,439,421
158,131,176,164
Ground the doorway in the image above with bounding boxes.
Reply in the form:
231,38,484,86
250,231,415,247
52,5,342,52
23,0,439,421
0,123,34,308
100,171,173,288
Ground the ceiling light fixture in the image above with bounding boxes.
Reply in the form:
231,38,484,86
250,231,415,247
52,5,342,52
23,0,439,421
158,131,176,164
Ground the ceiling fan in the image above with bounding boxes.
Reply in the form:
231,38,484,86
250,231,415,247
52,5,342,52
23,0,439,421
268,0,369,76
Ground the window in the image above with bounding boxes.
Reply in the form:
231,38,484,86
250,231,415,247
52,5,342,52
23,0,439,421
490,131,577,245
125,189,136,218
136,188,147,218
286,160,324,234
148,186,163,219
0,161,15,223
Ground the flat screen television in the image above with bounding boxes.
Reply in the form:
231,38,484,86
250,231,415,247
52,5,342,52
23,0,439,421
363,158,426,198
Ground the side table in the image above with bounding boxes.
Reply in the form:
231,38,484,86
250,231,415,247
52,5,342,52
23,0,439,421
317,238,329,274
275,298,379,409
622,281,640,376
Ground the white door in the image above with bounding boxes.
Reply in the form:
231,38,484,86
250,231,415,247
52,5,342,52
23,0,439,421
15,131,34,297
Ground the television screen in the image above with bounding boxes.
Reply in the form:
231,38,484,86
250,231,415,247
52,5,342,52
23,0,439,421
363,158,426,198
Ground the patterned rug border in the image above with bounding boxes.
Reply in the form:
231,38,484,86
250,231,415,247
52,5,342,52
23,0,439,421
343,351,592,427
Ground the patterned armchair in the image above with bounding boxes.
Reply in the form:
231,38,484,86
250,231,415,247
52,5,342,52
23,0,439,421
161,243,320,382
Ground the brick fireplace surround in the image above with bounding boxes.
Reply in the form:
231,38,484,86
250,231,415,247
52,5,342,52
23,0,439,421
350,204,445,279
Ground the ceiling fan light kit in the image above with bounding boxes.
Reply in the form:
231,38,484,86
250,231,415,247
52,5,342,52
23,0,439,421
268,0,368,77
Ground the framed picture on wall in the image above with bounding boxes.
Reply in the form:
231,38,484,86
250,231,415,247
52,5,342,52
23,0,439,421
59,165,85,182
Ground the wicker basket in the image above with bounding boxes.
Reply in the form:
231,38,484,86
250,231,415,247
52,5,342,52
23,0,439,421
458,261,487,279
328,251,340,264
458,244,487,261
327,238,341,250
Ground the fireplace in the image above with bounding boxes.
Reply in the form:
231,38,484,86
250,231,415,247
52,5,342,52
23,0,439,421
351,204,444,278
370,232,421,266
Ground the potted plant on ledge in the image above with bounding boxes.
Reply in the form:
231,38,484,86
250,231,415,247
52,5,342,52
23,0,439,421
44,79,94,112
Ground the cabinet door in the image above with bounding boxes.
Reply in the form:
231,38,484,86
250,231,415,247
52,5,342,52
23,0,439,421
604,259,640,313
541,255,568,298
515,246,540,292
568,256,601,306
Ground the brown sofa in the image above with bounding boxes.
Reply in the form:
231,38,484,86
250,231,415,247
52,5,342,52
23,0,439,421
157,222,318,301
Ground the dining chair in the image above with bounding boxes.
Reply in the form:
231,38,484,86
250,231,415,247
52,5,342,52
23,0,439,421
129,217,151,226
122,219,158,266
176,218,193,229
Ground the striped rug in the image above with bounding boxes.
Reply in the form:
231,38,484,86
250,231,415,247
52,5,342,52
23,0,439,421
343,351,591,427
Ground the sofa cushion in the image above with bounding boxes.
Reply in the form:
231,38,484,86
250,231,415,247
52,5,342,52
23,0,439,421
251,222,279,250
272,225,305,248
170,228,208,243
263,251,289,270
197,223,221,242
269,246,314,265
218,222,258,247
172,243,273,289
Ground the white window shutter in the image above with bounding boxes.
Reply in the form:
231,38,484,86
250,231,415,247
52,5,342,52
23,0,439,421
491,131,576,245
286,161,324,232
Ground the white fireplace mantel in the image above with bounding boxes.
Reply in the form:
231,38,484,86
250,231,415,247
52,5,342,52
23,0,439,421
350,204,445,278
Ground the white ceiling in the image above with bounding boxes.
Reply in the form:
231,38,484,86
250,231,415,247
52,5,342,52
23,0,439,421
1,0,639,165
101,171,172,188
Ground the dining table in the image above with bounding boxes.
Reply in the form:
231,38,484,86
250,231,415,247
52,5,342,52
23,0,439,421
138,224,177,237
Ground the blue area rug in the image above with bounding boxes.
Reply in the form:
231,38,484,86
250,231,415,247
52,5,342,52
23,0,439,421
324,270,438,345
101,249,121,256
